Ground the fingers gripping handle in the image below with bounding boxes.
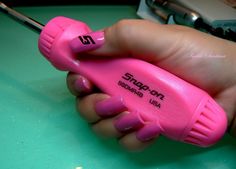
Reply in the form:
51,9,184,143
38,16,227,147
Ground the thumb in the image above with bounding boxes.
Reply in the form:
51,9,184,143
70,19,185,63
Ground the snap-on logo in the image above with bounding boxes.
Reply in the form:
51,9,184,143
122,72,164,101
78,35,95,45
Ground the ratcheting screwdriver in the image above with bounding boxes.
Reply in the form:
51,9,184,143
0,2,227,147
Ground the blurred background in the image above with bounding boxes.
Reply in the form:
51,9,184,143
3,0,139,6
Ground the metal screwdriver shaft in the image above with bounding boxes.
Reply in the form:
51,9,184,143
0,1,44,33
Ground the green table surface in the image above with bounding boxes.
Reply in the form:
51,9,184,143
0,5,236,169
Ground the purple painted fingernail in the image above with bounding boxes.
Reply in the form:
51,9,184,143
70,31,105,53
95,96,127,117
74,76,92,93
114,113,144,132
136,123,161,142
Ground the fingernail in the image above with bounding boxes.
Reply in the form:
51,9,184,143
70,31,105,53
114,113,144,132
74,76,92,93
95,96,127,117
136,123,161,142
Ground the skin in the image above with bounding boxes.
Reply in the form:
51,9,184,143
66,19,236,151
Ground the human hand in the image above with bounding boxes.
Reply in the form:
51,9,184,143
67,19,236,151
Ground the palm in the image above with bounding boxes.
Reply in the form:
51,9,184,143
149,26,236,134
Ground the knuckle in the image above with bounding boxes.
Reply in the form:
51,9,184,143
112,19,135,45
118,134,144,151
66,75,77,95
76,94,108,123
92,120,121,138
115,19,132,31
76,94,94,112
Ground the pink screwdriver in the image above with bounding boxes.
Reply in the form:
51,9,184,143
0,2,227,147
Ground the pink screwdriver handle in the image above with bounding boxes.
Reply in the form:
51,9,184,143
38,16,227,147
